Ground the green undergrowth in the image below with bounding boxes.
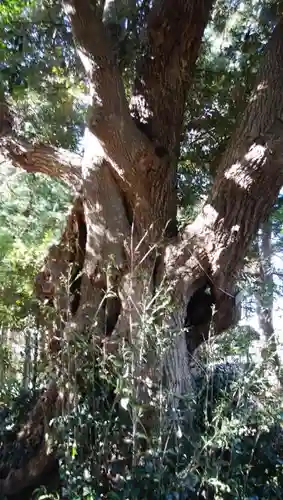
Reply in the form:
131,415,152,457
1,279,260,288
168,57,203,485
0,328,283,500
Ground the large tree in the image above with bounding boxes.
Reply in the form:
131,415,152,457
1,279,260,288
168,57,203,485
1,0,283,495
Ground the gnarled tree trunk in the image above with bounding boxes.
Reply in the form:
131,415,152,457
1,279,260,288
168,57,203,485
1,2,283,495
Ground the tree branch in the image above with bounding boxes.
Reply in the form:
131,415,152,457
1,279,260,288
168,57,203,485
62,0,175,235
62,1,153,173
0,137,82,192
131,0,214,156
165,18,283,335
62,0,126,125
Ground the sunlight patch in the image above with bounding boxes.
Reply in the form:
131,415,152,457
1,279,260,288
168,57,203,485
225,143,267,189
224,162,252,188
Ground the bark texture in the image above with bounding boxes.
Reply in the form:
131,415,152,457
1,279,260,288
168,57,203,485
131,0,214,156
165,18,283,348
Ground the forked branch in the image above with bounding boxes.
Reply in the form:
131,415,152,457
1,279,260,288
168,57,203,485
63,0,156,184
132,0,214,156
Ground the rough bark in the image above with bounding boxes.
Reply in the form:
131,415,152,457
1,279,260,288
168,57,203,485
131,0,214,157
256,220,274,338
165,19,283,350
0,0,210,492
63,0,215,238
62,0,160,232
58,0,216,403
131,0,215,231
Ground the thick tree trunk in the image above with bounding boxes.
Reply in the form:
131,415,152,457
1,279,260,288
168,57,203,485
1,3,283,495
165,18,283,344
0,380,60,496
59,0,216,402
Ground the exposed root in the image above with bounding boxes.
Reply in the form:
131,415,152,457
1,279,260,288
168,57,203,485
0,382,61,496
0,446,57,497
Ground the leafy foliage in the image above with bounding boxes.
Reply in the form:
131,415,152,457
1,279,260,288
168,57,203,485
0,166,71,328
0,0,85,148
